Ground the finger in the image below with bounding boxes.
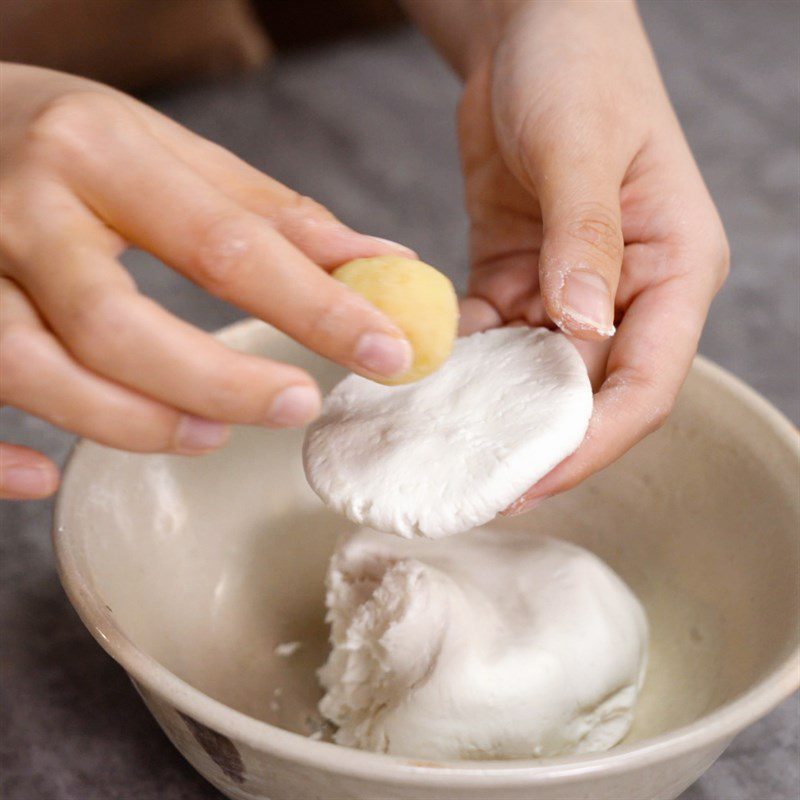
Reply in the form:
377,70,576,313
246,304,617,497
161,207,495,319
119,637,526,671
5,191,323,428
459,66,548,327
124,103,418,267
458,296,503,335
46,99,412,379
0,277,229,454
0,444,60,500
569,336,613,392
30,89,416,268
504,262,717,513
535,164,624,341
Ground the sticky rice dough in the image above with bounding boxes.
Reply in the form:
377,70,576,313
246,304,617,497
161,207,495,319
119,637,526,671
319,526,648,759
303,327,593,538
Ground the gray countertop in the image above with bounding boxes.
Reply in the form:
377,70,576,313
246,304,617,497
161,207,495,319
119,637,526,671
1,1,798,798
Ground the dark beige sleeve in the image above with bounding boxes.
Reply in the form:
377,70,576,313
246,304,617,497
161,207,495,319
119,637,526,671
0,0,272,90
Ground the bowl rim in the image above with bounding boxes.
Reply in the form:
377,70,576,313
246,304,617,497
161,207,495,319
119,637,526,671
53,318,800,788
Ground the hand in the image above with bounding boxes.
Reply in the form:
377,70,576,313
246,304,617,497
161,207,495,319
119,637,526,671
0,64,415,500
452,1,729,511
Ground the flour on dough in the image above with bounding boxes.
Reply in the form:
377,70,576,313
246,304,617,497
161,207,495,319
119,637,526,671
303,327,593,538
318,526,648,760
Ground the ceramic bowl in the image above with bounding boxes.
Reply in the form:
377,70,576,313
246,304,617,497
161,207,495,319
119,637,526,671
54,318,799,800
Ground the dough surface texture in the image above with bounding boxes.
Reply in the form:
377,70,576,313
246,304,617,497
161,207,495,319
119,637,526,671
318,526,648,759
303,327,593,538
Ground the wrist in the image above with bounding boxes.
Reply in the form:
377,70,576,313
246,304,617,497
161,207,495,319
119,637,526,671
401,0,527,78
405,0,641,81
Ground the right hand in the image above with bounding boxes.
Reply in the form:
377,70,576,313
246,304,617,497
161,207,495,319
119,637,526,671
0,64,415,500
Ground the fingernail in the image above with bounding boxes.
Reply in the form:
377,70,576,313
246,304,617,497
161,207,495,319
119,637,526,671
367,236,417,257
176,416,229,453
2,465,58,498
354,332,413,377
265,385,321,427
500,494,549,517
562,271,615,335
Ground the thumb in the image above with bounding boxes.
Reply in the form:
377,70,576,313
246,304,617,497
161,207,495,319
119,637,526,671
536,167,624,340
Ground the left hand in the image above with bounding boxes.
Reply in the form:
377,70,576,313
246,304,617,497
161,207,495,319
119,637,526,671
452,1,729,511
0,64,416,500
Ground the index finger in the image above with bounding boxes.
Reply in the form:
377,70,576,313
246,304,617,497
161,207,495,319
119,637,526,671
52,97,412,380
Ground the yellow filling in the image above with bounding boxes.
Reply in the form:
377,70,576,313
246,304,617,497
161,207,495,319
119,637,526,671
334,256,459,384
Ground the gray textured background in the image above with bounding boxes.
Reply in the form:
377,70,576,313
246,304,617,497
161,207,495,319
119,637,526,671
1,1,798,798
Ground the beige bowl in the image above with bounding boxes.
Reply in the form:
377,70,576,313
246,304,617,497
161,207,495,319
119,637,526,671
54,318,799,800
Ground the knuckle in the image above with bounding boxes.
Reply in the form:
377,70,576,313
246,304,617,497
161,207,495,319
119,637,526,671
567,204,624,264
285,193,335,222
647,397,675,433
66,286,133,363
270,192,343,247
606,367,675,434
27,91,125,164
118,413,178,454
715,236,731,290
200,358,305,422
201,361,255,420
88,408,177,454
193,214,256,296
306,297,355,347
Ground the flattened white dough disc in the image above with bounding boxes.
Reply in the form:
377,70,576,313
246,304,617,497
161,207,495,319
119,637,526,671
303,327,592,538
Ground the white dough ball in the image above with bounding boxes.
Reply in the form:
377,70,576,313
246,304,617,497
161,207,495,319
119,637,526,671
303,327,593,538
319,527,649,760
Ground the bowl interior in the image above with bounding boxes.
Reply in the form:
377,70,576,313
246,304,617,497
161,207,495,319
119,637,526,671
57,320,800,752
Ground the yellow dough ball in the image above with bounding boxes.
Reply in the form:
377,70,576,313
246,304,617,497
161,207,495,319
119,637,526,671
334,256,459,384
